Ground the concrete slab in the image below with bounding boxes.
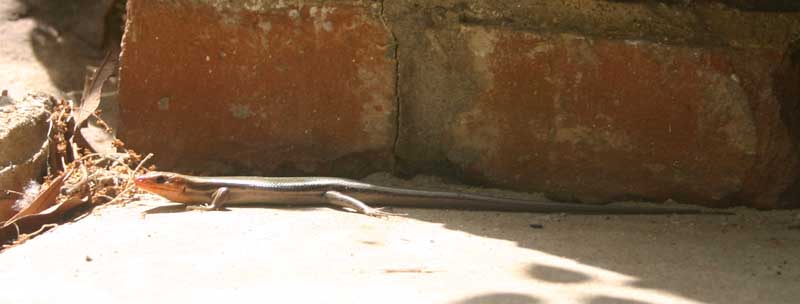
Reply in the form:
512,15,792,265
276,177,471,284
0,195,797,304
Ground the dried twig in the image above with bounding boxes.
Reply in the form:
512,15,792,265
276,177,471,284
3,190,24,197
11,224,59,245
62,164,89,196
0,45,154,248
106,153,154,206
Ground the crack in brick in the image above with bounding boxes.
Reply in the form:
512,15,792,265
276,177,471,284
378,0,401,172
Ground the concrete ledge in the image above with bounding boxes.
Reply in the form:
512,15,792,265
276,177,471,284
0,201,797,303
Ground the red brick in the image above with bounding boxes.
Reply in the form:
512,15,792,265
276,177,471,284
448,28,798,207
119,0,396,176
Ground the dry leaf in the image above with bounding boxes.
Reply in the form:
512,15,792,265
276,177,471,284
74,45,119,132
0,196,88,245
2,170,72,227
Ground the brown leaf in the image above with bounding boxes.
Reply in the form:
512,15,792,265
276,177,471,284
2,169,72,228
0,196,88,245
74,45,119,132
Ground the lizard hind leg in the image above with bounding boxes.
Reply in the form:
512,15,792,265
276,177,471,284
322,191,404,218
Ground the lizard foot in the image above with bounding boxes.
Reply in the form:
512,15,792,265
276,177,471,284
186,204,225,211
363,207,406,218
185,187,230,212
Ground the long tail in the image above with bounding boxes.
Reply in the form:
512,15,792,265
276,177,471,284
354,185,730,215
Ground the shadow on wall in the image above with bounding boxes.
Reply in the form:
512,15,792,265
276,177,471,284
19,0,123,96
774,40,800,206
719,0,800,11
605,0,800,12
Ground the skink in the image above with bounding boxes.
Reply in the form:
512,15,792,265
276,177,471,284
134,171,728,217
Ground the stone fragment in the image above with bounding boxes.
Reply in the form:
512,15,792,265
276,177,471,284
0,93,51,220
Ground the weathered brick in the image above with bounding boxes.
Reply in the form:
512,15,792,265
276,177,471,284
443,28,798,208
119,0,396,176
384,1,800,209
120,0,800,208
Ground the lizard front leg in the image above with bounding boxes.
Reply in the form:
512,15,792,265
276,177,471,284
323,191,404,217
187,187,230,211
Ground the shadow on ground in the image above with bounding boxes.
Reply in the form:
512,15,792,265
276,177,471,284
17,0,121,96
400,206,798,304
455,293,542,304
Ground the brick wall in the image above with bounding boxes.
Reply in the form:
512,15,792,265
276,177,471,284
118,0,800,208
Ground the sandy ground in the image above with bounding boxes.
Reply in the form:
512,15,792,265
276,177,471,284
1,1,799,303
0,181,799,304
0,0,102,100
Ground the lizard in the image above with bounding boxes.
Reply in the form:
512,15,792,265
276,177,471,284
134,171,730,217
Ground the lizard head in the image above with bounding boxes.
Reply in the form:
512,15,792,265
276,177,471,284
134,171,191,202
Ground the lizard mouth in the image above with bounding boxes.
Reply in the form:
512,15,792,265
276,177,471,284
134,176,164,192
134,173,182,194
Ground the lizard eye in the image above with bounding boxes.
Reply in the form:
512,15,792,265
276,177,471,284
155,176,167,184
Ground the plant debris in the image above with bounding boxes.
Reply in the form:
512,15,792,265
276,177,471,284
1,47,152,249
74,44,118,132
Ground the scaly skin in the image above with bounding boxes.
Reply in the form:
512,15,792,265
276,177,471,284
134,171,730,217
